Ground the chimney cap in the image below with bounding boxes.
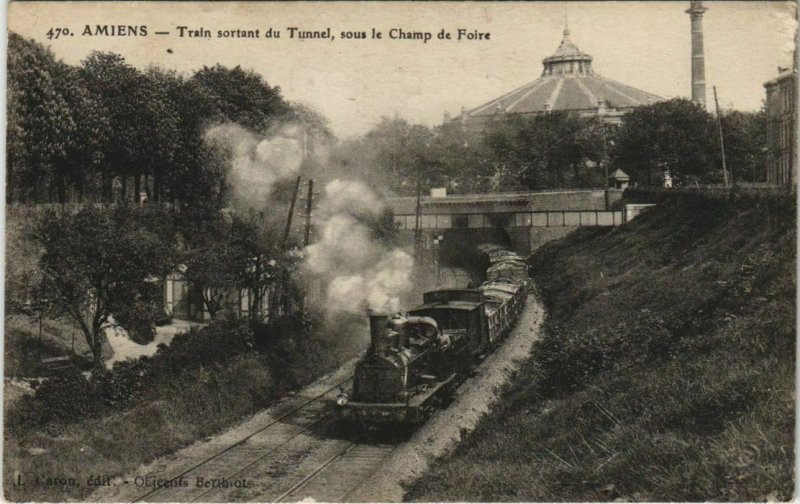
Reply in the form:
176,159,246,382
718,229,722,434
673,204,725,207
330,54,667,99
686,0,708,15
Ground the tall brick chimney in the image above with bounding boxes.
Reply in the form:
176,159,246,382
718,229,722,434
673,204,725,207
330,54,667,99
686,0,708,108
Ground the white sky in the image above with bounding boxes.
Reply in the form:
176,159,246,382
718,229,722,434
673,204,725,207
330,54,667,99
8,1,797,138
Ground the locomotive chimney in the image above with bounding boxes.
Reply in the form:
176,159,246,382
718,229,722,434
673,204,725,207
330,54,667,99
368,313,390,356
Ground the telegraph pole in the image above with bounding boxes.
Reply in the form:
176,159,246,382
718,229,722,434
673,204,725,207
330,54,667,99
282,176,302,246
413,181,423,263
303,179,314,247
713,86,730,188
271,176,302,323
299,179,317,312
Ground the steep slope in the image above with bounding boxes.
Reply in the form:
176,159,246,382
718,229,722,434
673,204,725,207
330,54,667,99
407,193,795,501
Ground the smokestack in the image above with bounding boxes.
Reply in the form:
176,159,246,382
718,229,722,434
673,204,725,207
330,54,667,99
368,314,390,356
686,0,708,108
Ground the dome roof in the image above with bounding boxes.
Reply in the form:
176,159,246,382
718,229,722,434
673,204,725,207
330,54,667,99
463,30,662,121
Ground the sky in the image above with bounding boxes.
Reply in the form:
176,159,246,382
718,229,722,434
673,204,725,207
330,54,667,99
8,1,797,138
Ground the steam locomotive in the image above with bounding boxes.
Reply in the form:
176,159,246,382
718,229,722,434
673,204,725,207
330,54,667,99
331,246,529,428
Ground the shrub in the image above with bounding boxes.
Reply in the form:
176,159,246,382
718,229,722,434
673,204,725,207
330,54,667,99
10,319,257,428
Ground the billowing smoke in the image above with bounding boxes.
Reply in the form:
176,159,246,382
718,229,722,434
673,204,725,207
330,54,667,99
204,123,303,210
304,180,414,315
203,122,413,315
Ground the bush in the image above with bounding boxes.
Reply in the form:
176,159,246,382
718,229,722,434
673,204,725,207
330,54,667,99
10,319,256,428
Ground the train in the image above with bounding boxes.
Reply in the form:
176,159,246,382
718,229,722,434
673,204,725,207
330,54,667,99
331,245,530,428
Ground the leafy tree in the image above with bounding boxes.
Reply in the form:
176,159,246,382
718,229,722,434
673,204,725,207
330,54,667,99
611,99,719,185
51,61,111,202
35,207,177,368
7,33,75,202
229,211,282,323
175,209,244,320
721,109,767,183
332,117,443,195
480,112,607,190
144,67,221,203
80,53,179,202
429,121,491,193
286,102,336,148
189,64,291,132
333,112,609,195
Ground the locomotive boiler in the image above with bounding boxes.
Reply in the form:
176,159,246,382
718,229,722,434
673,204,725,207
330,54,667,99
332,247,529,428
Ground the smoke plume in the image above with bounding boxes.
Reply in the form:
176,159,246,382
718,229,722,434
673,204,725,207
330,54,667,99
204,123,303,210
304,180,414,315
204,122,413,316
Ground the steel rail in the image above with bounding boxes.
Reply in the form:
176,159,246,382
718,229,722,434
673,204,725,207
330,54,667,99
130,375,353,502
188,410,337,502
338,443,401,502
273,442,358,503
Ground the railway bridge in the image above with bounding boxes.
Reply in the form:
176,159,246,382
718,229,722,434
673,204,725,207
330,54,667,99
387,188,653,261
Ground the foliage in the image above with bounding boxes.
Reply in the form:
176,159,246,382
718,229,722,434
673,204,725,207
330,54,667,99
189,64,291,132
334,103,768,194
228,211,282,323
9,319,255,425
4,305,362,502
81,53,180,202
609,98,766,186
722,109,768,183
35,206,178,367
175,209,268,320
7,33,77,203
7,32,329,205
5,215,43,315
332,113,610,195
481,112,608,190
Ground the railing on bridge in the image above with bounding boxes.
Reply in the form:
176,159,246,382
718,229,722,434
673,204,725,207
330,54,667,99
393,209,625,230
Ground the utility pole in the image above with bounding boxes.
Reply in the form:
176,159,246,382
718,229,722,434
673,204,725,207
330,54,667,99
302,179,314,247
713,86,730,188
299,179,317,313
271,176,302,323
282,176,302,246
413,181,423,263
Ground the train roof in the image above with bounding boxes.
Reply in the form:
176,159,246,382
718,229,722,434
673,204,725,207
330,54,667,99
480,283,521,296
490,260,525,268
408,300,483,313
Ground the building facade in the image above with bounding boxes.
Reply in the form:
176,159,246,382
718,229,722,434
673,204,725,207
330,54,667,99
764,68,797,189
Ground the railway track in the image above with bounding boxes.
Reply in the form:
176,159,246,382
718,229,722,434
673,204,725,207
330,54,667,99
274,441,398,503
128,375,353,503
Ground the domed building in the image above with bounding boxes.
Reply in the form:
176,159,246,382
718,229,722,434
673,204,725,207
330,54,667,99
459,28,663,125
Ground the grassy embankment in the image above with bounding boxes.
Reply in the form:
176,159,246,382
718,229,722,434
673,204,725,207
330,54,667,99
4,212,365,502
4,317,363,502
408,192,795,501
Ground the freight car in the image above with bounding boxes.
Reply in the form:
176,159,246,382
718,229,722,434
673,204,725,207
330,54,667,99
332,247,529,428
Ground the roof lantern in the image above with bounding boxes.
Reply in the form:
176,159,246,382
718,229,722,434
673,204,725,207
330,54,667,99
541,27,594,76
